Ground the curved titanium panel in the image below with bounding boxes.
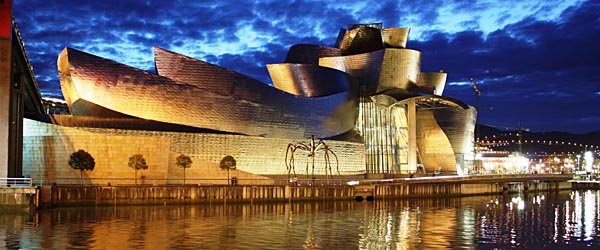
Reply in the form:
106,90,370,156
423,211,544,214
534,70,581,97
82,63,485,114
383,95,474,174
334,24,383,49
416,71,447,95
338,26,384,56
319,48,421,93
59,47,358,139
382,28,410,48
319,49,385,90
68,99,134,118
397,95,475,173
334,28,347,49
266,63,355,97
416,109,458,173
154,47,261,94
284,44,341,64
377,48,421,92
434,106,477,159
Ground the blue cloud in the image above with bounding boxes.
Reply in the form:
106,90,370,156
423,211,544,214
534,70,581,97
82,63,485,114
12,0,598,133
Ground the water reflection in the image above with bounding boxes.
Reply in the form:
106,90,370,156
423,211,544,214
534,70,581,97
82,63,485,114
1,190,599,249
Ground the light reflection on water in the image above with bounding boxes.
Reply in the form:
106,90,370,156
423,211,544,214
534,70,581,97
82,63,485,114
1,190,599,249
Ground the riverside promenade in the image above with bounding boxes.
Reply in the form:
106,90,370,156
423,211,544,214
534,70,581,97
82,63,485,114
2,174,573,210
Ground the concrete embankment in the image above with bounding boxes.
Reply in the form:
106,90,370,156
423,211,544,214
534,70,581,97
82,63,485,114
0,187,37,210
571,180,600,189
375,181,571,198
39,185,356,208
1,174,574,209
37,178,571,208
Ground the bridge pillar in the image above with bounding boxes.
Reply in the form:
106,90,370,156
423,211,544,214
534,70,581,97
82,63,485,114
501,182,508,194
0,2,41,179
1,1,19,179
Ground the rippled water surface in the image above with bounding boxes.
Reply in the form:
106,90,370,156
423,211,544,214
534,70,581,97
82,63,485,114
1,190,599,249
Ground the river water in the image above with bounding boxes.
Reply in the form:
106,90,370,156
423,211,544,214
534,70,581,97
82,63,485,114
1,190,599,249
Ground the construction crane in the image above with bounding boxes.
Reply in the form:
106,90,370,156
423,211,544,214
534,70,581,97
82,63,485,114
469,77,492,150
470,77,481,97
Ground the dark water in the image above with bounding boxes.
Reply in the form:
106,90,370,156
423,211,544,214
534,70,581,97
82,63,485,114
1,190,599,249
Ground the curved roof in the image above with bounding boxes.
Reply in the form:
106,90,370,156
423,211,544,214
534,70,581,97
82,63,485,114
154,47,263,93
58,47,358,139
318,48,421,92
337,26,384,56
382,28,410,48
377,48,421,92
267,63,356,97
319,49,385,90
416,71,447,95
284,44,341,64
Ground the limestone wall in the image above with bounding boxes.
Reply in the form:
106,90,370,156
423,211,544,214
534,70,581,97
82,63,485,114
24,132,170,185
0,187,36,210
23,118,365,185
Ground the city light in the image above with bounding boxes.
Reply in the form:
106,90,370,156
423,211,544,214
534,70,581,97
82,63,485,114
584,151,594,173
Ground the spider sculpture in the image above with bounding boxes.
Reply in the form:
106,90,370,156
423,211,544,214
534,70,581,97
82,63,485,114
285,135,339,182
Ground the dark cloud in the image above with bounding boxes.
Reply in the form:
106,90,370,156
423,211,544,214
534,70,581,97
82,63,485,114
411,1,599,133
11,0,599,133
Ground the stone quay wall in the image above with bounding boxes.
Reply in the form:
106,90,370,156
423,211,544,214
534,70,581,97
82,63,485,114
35,180,572,208
0,187,37,210
40,185,356,208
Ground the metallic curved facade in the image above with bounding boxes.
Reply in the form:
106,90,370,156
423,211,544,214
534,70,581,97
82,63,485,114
318,48,421,93
319,50,385,90
416,71,447,95
48,22,477,177
434,107,477,172
382,28,410,48
284,44,341,64
358,94,474,174
337,26,384,56
59,47,358,139
377,49,421,92
266,63,355,97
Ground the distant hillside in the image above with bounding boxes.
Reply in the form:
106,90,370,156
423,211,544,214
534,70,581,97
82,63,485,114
477,124,600,158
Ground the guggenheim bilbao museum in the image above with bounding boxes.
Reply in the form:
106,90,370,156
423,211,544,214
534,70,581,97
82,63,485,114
23,23,476,184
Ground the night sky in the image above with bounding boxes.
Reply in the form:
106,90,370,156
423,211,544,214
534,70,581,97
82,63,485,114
11,0,600,134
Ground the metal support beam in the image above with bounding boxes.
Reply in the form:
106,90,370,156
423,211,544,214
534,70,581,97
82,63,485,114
407,100,417,173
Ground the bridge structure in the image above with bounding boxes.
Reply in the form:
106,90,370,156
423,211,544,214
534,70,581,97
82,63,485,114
1,1,45,179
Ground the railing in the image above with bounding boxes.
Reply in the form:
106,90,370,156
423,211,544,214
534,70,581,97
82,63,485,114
0,177,33,187
31,177,358,187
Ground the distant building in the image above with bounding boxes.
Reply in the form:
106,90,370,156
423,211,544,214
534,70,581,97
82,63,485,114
23,23,476,185
42,97,69,115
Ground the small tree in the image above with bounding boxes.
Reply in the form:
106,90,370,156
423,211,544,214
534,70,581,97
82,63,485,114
176,154,193,184
219,155,236,185
68,149,96,186
128,154,148,185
